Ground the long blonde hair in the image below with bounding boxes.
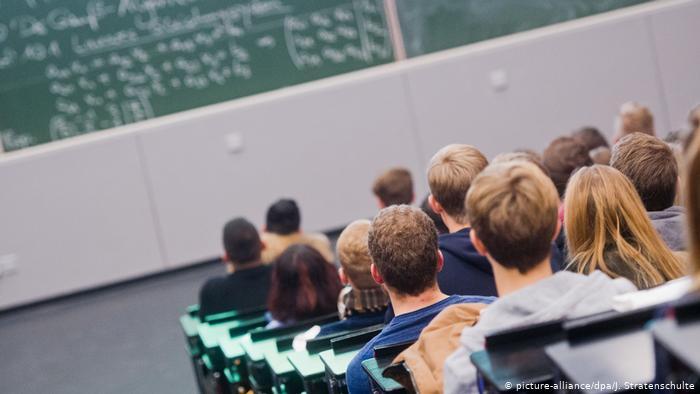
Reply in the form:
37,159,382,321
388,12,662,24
564,165,684,289
686,130,700,287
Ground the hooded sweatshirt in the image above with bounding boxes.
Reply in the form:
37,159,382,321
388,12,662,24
443,270,637,394
648,206,686,251
438,228,564,296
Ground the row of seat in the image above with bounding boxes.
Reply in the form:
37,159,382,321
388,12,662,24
180,294,699,394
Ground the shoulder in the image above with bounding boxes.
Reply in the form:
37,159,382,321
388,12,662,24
200,276,226,294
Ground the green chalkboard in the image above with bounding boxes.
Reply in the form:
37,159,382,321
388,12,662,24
396,0,652,58
0,0,393,151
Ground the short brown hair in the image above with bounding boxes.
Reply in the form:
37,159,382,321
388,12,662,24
542,136,593,197
427,145,488,223
372,167,414,206
611,133,678,212
367,205,439,296
337,220,377,289
616,102,655,138
572,126,609,151
467,162,559,273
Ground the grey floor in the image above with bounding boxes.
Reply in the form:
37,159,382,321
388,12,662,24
0,262,223,394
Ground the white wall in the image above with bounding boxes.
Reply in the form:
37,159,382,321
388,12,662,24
0,0,698,310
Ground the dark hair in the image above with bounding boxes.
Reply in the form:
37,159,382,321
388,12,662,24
223,218,262,264
372,167,414,206
267,244,342,323
368,205,439,296
542,136,593,197
266,199,301,235
420,195,448,234
572,126,609,151
611,133,678,211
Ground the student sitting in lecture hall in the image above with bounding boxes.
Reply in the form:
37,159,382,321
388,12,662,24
266,244,342,329
317,219,389,336
427,144,563,297
443,161,637,393
371,167,414,208
613,101,655,142
345,205,495,394
564,165,685,289
198,218,272,318
611,132,687,251
260,198,334,264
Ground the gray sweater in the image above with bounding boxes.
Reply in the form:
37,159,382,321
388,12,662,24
648,206,686,251
443,271,636,393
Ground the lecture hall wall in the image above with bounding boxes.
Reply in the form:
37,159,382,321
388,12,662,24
1,0,698,310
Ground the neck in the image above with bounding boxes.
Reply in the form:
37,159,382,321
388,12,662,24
440,213,469,234
491,257,553,297
388,284,449,316
229,260,264,273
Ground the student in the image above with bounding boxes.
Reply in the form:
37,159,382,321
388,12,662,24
564,165,684,289
613,101,655,142
198,218,272,318
443,162,637,393
266,245,343,328
611,132,686,251
542,136,593,197
427,145,563,296
372,167,414,208
345,205,494,394
572,126,611,165
260,199,334,264
318,220,389,336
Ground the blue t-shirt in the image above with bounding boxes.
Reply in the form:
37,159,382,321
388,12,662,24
345,294,495,394
318,310,386,337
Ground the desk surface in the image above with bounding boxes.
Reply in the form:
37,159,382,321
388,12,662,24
198,320,244,350
320,349,359,377
179,314,200,338
546,331,654,394
471,346,557,391
220,334,247,360
288,352,325,378
361,358,403,392
653,319,700,374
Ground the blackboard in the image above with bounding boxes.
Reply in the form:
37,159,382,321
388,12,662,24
0,0,393,151
396,0,652,58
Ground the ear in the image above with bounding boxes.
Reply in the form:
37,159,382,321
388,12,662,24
470,229,489,257
259,240,266,251
552,219,562,242
222,253,230,263
338,267,349,285
376,197,386,209
436,250,444,273
428,194,443,214
411,192,415,205
370,263,384,285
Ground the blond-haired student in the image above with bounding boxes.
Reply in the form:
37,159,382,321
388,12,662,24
443,162,636,394
428,144,564,297
317,220,389,336
564,165,684,289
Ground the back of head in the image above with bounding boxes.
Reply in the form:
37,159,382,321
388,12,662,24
688,104,700,132
266,199,301,235
372,167,414,207
572,126,609,151
336,220,377,289
223,218,262,265
268,244,342,322
491,151,550,177
542,136,593,197
564,165,683,289
611,133,678,212
427,144,488,223
467,162,559,273
686,131,700,287
368,205,439,296
616,102,655,140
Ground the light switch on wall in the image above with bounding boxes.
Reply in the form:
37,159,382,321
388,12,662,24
489,69,509,92
225,132,245,154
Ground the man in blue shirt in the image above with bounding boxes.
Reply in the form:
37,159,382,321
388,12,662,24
345,205,495,394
